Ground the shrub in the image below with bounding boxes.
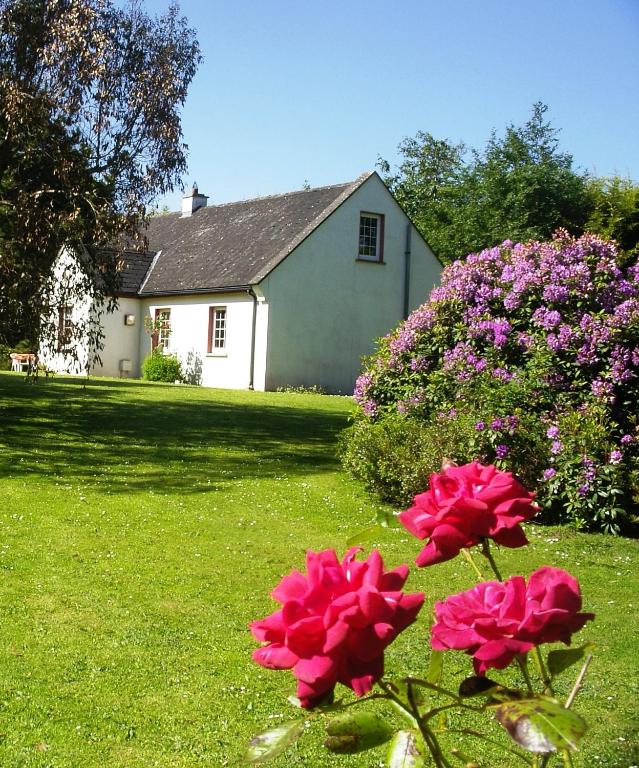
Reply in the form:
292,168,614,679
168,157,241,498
142,348,183,383
0,344,11,370
345,231,639,532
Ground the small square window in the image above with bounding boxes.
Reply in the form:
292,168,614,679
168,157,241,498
208,306,227,353
358,213,384,261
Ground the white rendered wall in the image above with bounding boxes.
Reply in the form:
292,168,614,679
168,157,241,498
259,174,442,394
139,292,262,390
39,250,93,375
92,297,142,378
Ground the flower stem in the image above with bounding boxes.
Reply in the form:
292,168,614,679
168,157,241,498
531,646,553,694
516,654,535,695
565,653,593,709
461,547,485,580
378,680,450,768
481,539,503,581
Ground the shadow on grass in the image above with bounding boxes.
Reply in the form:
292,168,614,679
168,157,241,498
0,374,352,494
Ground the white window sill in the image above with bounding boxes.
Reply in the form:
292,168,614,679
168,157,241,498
356,257,385,264
206,351,228,358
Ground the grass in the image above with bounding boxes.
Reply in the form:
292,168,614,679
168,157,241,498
0,371,637,768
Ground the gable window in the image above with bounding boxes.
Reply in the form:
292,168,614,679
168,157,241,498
57,305,73,351
153,308,171,350
208,306,227,354
358,212,385,262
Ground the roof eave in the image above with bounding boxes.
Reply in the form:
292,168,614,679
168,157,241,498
138,284,252,298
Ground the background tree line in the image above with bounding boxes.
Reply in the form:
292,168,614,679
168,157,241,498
379,102,639,264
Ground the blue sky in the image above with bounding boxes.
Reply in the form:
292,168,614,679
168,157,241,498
144,0,639,210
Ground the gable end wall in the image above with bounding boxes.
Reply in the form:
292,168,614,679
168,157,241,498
259,174,441,393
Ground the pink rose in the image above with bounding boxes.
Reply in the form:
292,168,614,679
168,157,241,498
250,548,424,708
399,462,538,567
431,566,594,674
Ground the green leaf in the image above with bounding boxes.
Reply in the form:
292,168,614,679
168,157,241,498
547,644,595,678
244,719,305,763
376,508,400,527
458,675,502,698
386,730,425,767
426,650,444,686
493,696,587,753
325,712,394,754
346,524,385,547
386,679,427,708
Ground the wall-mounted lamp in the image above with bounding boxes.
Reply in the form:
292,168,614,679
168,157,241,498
124,314,136,326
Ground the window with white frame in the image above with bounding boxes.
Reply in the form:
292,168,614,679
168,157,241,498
154,308,171,350
358,212,385,261
208,306,227,353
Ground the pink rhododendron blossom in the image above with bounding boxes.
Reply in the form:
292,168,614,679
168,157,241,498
431,566,594,674
250,548,424,708
399,462,538,567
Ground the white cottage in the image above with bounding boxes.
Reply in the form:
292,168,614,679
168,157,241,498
44,171,442,393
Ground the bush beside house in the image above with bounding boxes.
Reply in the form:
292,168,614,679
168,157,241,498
343,231,639,533
142,349,184,383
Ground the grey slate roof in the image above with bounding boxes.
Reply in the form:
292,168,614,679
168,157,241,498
116,250,157,296
138,172,372,296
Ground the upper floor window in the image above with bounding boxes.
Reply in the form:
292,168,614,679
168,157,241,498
358,212,385,262
153,308,171,350
208,306,227,353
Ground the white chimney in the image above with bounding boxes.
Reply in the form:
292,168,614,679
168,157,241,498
181,183,208,217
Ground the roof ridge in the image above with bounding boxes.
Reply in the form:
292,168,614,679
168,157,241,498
207,178,358,208
154,172,374,215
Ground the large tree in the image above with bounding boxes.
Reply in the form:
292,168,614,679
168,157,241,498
380,103,592,263
585,176,639,257
0,0,200,357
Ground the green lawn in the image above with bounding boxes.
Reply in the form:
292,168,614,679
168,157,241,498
0,372,637,768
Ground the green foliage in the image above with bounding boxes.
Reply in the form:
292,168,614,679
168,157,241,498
276,383,328,395
324,712,394,754
141,348,184,383
342,374,549,507
0,342,10,370
386,730,425,768
585,176,639,255
540,404,628,533
346,233,639,532
493,697,587,753
245,720,305,763
380,103,592,263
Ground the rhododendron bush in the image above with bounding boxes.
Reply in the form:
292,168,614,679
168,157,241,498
343,232,639,533
246,463,595,767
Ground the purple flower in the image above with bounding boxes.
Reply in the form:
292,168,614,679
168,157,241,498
363,400,378,418
609,449,623,465
591,378,614,398
551,440,563,455
542,468,557,481
492,367,514,382
475,421,486,431
495,444,509,459
546,426,560,439
491,418,505,430
621,434,634,445
577,484,590,496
